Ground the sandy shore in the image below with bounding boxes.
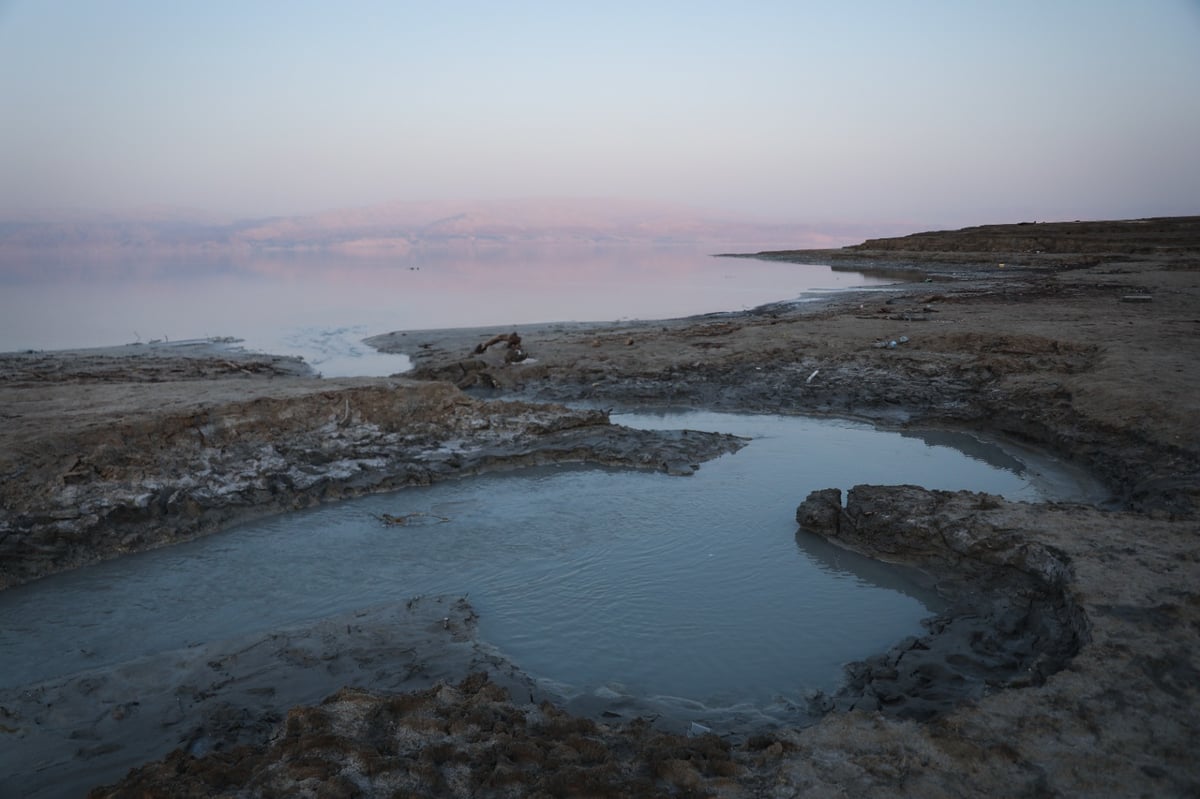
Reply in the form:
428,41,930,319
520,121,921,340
3,217,1198,797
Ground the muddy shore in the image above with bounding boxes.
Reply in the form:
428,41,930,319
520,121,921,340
0,344,744,593
3,217,1199,796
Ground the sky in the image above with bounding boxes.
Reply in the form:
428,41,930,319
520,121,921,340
1,0,1198,228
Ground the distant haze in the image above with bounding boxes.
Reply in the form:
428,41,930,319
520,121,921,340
1,2,1198,229
0,198,914,262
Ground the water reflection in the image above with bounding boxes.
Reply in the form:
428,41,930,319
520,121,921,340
899,429,1028,474
795,528,938,605
0,245,897,373
832,264,931,283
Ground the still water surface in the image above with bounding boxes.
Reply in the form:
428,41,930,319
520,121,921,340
0,411,1105,711
0,246,895,375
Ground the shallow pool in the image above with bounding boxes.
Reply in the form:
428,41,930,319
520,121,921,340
0,411,1105,714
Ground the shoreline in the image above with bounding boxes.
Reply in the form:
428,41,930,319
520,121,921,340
3,217,1198,796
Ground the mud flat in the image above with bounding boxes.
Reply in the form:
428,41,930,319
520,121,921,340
0,596,536,799
3,217,1199,796
0,344,743,592
0,343,742,794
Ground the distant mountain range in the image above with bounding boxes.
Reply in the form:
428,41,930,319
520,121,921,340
0,198,907,258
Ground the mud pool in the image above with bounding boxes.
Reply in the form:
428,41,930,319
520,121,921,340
0,412,1105,720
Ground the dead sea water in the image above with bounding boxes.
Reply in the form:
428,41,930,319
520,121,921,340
0,246,896,375
0,411,1106,715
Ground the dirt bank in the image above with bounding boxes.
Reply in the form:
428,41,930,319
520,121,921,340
0,344,743,591
782,485,1200,797
8,217,1200,796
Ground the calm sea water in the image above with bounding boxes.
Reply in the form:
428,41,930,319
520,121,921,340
0,245,894,375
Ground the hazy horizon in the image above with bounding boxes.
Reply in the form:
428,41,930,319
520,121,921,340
2,2,1198,230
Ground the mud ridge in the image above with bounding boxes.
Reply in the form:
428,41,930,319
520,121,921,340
0,379,743,591
796,485,1089,721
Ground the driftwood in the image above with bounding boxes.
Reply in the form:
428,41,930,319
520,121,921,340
473,332,527,363
473,332,522,354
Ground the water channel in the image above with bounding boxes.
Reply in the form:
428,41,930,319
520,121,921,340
0,411,1105,717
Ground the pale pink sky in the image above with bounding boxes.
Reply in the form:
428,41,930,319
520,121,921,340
1,1,1198,227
